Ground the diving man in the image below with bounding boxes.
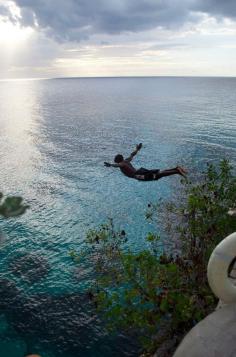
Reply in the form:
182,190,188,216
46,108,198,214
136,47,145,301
104,143,187,181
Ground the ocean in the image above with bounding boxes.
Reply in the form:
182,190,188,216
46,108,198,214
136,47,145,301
0,77,235,356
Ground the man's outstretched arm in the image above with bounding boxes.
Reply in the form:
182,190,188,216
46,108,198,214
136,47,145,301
126,143,142,162
104,162,120,168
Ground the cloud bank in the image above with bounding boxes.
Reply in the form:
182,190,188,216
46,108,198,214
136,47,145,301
10,0,236,42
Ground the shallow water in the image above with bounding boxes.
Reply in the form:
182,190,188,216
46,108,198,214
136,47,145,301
0,77,236,356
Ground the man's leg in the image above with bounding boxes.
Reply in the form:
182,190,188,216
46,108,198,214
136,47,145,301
153,167,186,180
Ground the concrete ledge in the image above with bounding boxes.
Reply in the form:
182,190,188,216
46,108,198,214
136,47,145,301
174,304,236,357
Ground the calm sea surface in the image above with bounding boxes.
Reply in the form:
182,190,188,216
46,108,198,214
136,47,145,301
0,77,236,356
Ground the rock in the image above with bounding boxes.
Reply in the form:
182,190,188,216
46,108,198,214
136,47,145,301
0,278,138,356
174,304,236,357
0,279,22,311
9,253,50,284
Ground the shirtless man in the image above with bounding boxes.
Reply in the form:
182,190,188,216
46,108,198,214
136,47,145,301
104,143,187,181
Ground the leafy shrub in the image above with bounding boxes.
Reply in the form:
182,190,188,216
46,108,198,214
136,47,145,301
71,160,236,356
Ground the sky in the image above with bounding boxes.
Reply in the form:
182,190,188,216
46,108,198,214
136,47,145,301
0,0,236,79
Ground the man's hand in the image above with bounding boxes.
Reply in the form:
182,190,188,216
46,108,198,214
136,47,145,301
104,162,111,167
136,143,142,151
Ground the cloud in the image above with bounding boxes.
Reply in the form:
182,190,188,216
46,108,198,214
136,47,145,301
0,1,234,43
0,5,9,16
194,0,236,20
1,0,236,78
0,2,18,24
10,0,199,42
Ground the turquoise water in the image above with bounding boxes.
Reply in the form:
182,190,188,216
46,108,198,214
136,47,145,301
0,77,236,356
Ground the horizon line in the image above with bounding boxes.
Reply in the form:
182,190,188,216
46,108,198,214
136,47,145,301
0,74,236,82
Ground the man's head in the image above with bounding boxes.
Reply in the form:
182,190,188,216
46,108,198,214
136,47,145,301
114,154,124,163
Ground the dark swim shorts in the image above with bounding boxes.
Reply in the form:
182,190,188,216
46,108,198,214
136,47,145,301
134,167,160,181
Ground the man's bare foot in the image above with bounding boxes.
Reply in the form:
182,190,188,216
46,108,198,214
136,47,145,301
177,166,187,178
180,166,188,174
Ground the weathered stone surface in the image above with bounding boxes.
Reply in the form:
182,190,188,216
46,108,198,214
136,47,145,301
174,304,236,357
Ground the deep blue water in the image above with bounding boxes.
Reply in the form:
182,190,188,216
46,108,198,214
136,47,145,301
0,77,236,357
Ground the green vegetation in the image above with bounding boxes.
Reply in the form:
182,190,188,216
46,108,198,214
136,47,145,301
71,160,236,356
0,192,29,218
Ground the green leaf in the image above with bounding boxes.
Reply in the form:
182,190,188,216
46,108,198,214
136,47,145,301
0,196,29,218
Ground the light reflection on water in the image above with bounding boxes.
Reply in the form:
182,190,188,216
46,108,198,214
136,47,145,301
0,77,236,356
0,81,42,189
